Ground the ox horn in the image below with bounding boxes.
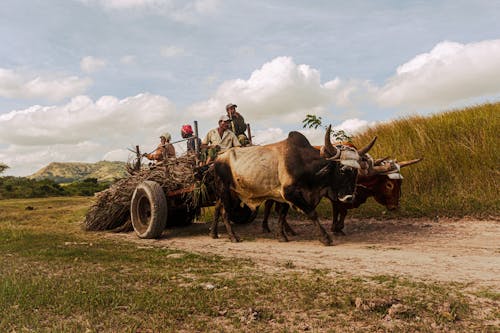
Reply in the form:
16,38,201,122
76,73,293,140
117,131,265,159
399,158,423,168
374,156,390,166
358,136,377,156
324,125,339,159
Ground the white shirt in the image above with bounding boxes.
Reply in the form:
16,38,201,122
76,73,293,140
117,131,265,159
202,128,241,150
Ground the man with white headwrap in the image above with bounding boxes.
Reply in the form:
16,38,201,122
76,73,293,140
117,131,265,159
144,132,176,163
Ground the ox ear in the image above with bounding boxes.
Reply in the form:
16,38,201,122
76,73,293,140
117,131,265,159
323,125,339,158
399,158,423,168
358,136,377,155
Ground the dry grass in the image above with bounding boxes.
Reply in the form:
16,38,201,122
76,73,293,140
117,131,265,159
84,155,199,231
351,102,499,218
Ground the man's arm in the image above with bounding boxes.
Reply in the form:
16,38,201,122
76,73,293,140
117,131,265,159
231,132,241,147
202,130,210,145
236,114,247,135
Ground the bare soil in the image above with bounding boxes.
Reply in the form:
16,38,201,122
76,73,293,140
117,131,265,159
112,216,500,288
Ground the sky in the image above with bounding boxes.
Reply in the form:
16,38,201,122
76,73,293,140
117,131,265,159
1,0,500,176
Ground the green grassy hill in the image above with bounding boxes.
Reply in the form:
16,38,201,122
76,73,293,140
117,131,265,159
28,161,128,183
350,102,499,217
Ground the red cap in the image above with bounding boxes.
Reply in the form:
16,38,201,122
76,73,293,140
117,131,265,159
181,124,193,135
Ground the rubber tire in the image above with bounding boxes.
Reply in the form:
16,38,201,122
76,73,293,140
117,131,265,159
131,181,167,239
230,205,259,224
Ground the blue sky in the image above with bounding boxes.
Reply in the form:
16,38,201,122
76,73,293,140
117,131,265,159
1,0,500,175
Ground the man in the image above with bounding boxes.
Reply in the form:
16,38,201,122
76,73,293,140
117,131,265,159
181,124,201,153
226,103,250,145
144,132,176,163
202,115,241,163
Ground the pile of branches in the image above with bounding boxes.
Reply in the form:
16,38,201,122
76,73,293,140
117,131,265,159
84,154,199,232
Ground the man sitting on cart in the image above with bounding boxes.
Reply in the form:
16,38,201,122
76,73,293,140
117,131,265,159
201,115,240,164
226,103,250,146
144,132,176,164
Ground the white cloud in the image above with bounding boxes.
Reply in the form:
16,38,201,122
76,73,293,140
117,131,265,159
5,38,499,176
103,148,130,161
376,39,500,108
187,39,500,125
80,56,107,73
160,45,185,58
120,55,136,65
0,68,91,102
186,56,359,126
0,93,192,176
333,118,376,136
79,0,220,23
251,128,286,145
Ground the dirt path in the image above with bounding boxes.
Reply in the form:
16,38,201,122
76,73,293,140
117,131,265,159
113,217,500,288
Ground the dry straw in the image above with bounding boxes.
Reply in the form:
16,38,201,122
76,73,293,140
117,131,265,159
84,154,201,232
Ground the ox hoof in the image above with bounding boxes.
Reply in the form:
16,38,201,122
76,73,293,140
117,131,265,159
285,228,297,237
333,230,346,236
210,232,219,239
320,237,333,246
277,235,289,242
230,236,241,243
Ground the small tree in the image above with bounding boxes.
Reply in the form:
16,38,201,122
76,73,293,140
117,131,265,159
0,163,8,174
302,114,352,143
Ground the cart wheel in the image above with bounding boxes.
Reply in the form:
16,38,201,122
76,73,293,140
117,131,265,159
130,181,167,238
230,205,259,224
167,208,197,227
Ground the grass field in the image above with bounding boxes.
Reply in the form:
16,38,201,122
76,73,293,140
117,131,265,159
350,102,499,218
1,197,498,332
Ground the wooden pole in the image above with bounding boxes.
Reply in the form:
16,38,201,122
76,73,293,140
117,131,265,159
194,120,200,163
135,145,141,171
247,123,253,145
194,121,200,153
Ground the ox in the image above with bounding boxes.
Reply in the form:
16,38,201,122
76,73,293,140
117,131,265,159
331,157,422,235
261,156,423,236
211,127,376,245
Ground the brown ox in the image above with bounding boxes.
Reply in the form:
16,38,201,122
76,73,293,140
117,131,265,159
331,157,422,235
211,127,375,245
261,156,422,236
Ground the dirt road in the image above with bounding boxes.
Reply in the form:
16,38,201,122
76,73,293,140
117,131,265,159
115,217,500,288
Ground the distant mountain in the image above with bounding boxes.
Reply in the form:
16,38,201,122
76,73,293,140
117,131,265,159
28,161,128,183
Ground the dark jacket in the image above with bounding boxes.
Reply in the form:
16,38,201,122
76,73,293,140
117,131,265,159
229,112,247,136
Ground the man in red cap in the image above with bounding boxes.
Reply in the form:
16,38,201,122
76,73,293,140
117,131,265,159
181,124,200,153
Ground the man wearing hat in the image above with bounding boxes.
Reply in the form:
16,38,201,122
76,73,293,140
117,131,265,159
144,132,176,163
201,115,241,163
226,103,250,145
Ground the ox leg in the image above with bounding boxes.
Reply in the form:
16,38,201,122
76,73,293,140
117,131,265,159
210,200,222,239
281,205,297,236
273,202,296,236
276,203,290,242
331,201,347,236
308,210,333,246
334,207,347,236
221,208,241,243
261,200,273,233
283,186,332,246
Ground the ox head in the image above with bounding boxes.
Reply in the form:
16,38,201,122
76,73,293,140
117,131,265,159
319,126,377,203
367,157,423,210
